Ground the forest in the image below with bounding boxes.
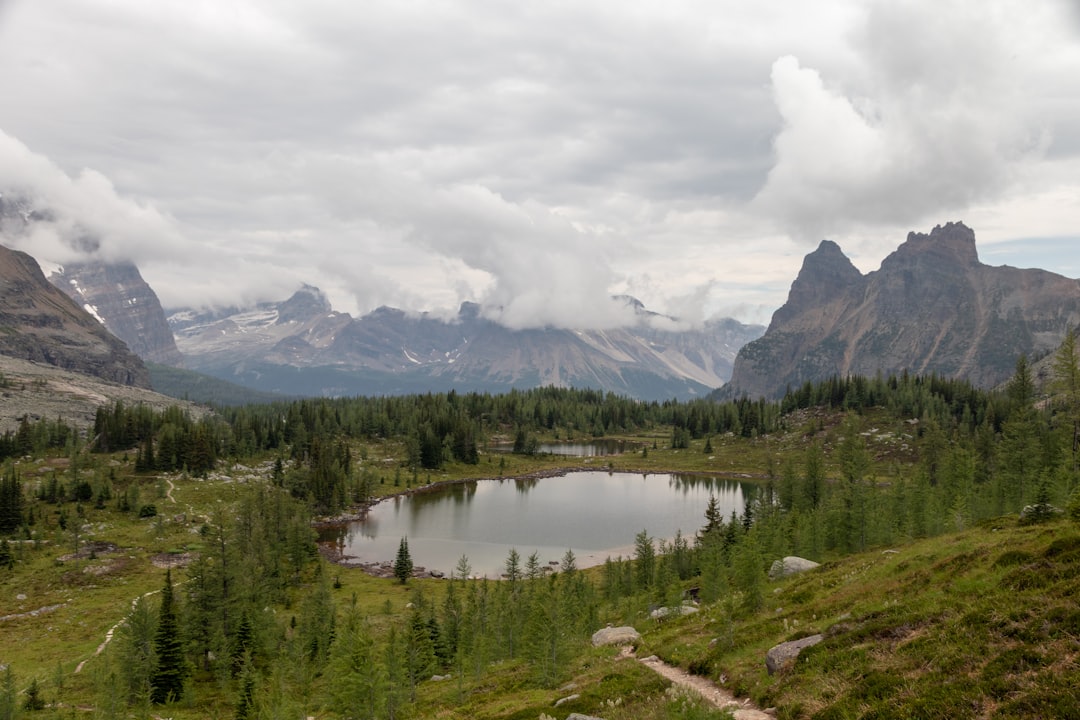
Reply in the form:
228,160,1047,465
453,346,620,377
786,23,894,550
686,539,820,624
0,330,1079,719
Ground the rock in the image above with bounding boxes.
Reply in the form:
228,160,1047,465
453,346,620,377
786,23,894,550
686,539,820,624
649,605,699,620
765,634,824,675
567,714,605,720
554,693,580,707
591,626,641,647
768,556,820,580
1019,504,1063,524
430,674,450,682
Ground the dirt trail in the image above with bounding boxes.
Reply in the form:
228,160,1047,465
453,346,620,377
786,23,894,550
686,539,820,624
74,588,162,674
627,647,774,719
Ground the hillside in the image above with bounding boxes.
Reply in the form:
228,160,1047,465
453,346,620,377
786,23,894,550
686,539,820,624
0,354,202,433
0,244,150,387
726,222,1080,399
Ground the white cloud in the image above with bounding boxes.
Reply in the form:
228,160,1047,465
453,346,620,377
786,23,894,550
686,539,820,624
1,0,1079,327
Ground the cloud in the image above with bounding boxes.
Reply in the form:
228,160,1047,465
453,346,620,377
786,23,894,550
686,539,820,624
2,0,1080,327
753,0,1067,245
0,129,187,265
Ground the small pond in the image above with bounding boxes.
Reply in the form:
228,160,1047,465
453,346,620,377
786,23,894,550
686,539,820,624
321,471,754,578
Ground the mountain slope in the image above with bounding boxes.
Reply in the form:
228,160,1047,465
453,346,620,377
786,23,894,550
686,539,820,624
48,260,183,365
0,244,150,387
726,222,1080,398
171,293,764,401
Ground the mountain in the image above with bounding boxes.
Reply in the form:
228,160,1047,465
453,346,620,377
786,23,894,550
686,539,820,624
170,290,763,401
48,260,184,366
0,243,150,387
725,222,1080,398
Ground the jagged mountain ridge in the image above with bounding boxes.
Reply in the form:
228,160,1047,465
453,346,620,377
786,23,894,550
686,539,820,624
726,222,1080,399
0,193,183,367
48,260,183,365
0,243,150,387
170,290,763,401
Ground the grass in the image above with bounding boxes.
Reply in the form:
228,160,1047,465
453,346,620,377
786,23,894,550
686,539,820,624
637,516,1080,719
4,416,1078,718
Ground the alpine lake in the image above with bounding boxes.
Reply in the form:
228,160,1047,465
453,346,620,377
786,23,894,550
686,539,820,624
320,441,755,578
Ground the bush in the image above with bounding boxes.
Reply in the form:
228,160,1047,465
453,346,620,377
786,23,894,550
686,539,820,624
138,504,158,518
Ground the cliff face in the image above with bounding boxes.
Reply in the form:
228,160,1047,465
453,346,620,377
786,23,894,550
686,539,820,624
49,261,184,366
0,244,150,387
726,222,1080,398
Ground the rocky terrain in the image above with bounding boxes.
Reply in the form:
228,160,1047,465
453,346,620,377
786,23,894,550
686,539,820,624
170,289,763,401
0,354,199,433
49,260,183,365
726,222,1080,398
0,244,150,388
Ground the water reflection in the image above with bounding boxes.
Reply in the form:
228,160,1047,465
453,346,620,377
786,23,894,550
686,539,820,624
326,471,754,578
489,439,634,456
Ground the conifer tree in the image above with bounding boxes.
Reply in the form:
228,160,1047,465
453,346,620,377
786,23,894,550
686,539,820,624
1054,328,1080,470
394,537,413,584
633,530,655,591
150,569,187,704
327,599,384,719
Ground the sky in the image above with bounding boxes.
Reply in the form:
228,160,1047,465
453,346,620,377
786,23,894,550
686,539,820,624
1,0,1079,330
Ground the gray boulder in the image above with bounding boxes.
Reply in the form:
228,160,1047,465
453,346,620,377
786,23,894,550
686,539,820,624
765,634,824,675
591,626,641,647
768,556,820,580
649,604,700,620
567,715,606,720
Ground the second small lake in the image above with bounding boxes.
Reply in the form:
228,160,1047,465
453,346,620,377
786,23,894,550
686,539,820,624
321,471,754,578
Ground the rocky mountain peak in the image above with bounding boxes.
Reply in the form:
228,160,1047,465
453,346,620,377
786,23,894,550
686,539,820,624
277,284,334,324
883,221,979,270
772,239,862,326
726,222,1080,399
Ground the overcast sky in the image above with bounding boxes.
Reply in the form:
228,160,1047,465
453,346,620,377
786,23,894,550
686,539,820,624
1,0,1079,329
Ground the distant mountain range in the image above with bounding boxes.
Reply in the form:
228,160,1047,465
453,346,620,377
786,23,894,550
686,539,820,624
725,222,1080,398
0,191,762,401
167,290,764,401
10,191,1078,406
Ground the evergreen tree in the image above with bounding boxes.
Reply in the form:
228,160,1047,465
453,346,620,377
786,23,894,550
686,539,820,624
394,537,414,584
633,530,655,591
117,595,156,705
326,599,384,720
0,466,22,535
405,609,436,701
0,665,16,720
150,569,187,704
1053,328,1080,471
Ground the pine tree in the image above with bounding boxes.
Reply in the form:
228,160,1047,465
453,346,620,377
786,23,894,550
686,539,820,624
1053,328,1080,471
326,600,384,719
0,466,22,534
633,530,655,591
394,537,413,584
150,569,187,704
117,595,156,704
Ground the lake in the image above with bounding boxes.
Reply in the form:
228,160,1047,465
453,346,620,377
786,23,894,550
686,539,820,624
488,439,636,456
321,471,754,578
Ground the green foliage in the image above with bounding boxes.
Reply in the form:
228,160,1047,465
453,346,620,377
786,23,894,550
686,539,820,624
394,537,414,584
149,569,187,704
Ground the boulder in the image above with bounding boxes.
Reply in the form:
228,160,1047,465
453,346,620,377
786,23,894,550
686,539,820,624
768,556,820,580
591,626,641,647
566,715,606,720
649,604,700,620
765,634,824,675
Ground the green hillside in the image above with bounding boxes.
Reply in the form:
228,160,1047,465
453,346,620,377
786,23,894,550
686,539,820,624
1,336,1078,718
